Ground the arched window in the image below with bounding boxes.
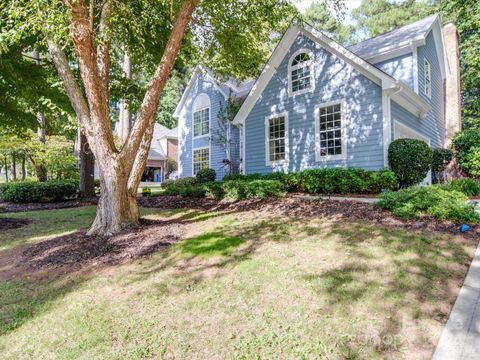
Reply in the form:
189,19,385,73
289,50,314,96
192,93,210,137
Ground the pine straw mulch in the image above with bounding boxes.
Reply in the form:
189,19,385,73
0,198,98,213
1,196,478,281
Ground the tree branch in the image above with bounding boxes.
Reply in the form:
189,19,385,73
127,121,155,194
97,0,112,103
121,0,200,166
65,0,115,153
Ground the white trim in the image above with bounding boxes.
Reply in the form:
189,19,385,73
423,58,432,99
393,120,430,144
382,93,392,167
412,45,419,93
288,48,315,97
191,145,211,176
265,111,289,167
314,100,347,162
239,124,246,174
362,38,425,64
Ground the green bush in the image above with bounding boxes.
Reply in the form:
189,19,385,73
196,168,216,184
442,178,480,197
174,177,197,187
388,138,433,188
204,182,225,200
160,179,175,188
299,168,396,195
378,185,479,223
263,172,301,192
453,128,480,178
0,180,78,203
221,179,284,200
141,188,152,197
179,185,206,198
432,148,453,183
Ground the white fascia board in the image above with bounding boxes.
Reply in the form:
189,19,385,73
390,81,430,118
431,17,449,79
364,39,425,64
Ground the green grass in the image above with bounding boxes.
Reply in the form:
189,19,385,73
0,206,476,359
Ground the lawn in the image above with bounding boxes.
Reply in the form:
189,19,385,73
0,204,476,359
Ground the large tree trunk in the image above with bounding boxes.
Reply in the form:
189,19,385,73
88,160,138,235
78,127,96,197
3,156,8,182
21,153,26,180
119,52,132,143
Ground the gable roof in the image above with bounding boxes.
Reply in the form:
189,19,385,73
232,20,429,125
173,64,254,118
153,123,177,140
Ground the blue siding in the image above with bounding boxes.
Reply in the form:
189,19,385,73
244,33,385,174
416,31,445,148
374,53,414,89
179,73,240,180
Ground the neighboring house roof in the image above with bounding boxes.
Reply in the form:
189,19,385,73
173,64,254,118
232,19,430,125
153,123,178,140
148,123,178,161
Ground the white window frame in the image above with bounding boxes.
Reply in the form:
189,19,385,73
314,100,347,162
288,48,315,97
192,146,210,175
423,58,431,99
192,93,210,139
265,112,289,166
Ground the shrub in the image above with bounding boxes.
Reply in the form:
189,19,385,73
196,168,216,184
0,180,78,203
179,185,206,198
174,177,197,187
388,139,432,188
204,182,225,200
366,169,398,193
141,188,152,197
161,179,175,188
453,128,480,178
378,185,479,223
222,173,247,181
442,178,480,197
432,148,453,183
221,179,284,200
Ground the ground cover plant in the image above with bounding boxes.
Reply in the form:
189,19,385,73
0,199,478,359
378,185,480,223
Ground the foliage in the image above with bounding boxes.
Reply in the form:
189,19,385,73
441,178,480,197
196,168,216,184
204,182,225,200
165,159,177,179
0,180,78,203
302,1,352,44
378,185,479,223
221,179,284,200
388,139,432,188
141,188,152,197
351,0,437,40
452,128,480,177
299,168,397,194
432,148,453,183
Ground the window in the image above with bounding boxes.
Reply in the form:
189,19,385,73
266,114,288,164
193,147,209,174
315,102,345,160
289,51,314,96
193,108,209,137
424,58,431,98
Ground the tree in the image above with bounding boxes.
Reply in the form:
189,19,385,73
302,1,352,44
351,0,437,40
4,0,304,235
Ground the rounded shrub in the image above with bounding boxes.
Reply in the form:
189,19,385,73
453,128,480,178
196,168,216,184
0,181,78,203
388,138,432,188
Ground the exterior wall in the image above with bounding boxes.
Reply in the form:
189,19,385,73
178,72,239,180
244,33,385,175
374,53,415,89
416,31,445,148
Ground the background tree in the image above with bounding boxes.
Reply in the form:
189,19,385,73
302,1,352,44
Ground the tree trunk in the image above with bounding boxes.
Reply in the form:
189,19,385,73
3,156,8,183
119,52,132,143
78,127,96,197
21,153,26,180
33,49,48,182
88,160,139,236
11,152,17,181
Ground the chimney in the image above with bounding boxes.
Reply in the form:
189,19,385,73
443,22,461,148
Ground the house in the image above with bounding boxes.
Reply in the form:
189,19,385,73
141,123,178,183
174,65,254,180
176,14,461,180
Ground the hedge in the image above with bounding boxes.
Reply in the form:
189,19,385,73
441,178,480,197
0,181,78,203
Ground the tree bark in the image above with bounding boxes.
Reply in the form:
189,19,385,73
78,127,95,198
3,156,8,182
11,152,17,181
119,52,132,143
33,49,48,182
21,153,26,180
47,0,199,236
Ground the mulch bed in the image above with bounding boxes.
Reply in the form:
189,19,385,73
2,195,478,281
0,217,31,231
